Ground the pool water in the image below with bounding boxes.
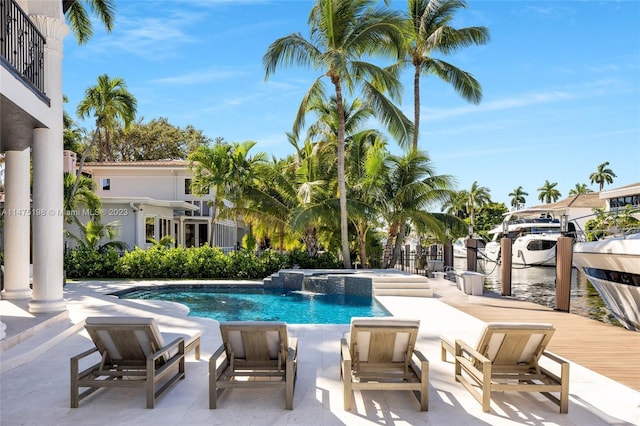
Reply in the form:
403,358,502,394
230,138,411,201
117,286,390,324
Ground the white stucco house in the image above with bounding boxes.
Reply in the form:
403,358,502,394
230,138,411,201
64,152,247,251
1,0,69,318
532,182,640,233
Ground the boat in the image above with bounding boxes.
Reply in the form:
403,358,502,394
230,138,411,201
482,208,566,266
573,232,640,331
453,238,467,258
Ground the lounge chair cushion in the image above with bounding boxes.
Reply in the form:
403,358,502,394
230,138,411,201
84,316,177,361
479,322,554,363
221,321,286,360
348,317,420,362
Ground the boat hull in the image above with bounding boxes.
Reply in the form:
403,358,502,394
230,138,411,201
573,235,640,331
483,234,560,266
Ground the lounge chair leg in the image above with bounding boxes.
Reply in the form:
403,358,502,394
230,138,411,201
420,359,429,411
285,358,295,410
560,362,569,413
342,358,352,410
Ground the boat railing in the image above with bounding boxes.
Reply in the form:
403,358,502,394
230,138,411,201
569,208,640,242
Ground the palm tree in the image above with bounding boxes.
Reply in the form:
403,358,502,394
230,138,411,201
441,190,468,218
402,0,489,150
537,180,561,204
72,74,136,197
568,183,593,196
589,161,617,191
64,0,116,45
466,181,491,232
189,140,267,246
508,186,528,209
264,0,411,268
63,172,101,224
65,219,127,252
379,149,455,268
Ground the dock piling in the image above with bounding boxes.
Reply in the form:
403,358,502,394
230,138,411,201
555,236,573,312
500,237,512,296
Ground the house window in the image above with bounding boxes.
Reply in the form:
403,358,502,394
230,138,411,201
102,178,111,191
145,216,155,243
185,178,192,194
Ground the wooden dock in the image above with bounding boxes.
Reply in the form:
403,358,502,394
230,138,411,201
431,277,640,391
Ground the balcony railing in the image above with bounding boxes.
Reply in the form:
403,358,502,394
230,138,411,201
0,0,48,102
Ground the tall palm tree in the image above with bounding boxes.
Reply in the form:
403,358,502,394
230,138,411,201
441,189,468,218
72,74,136,197
466,181,491,232
64,0,116,45
379,149,455,268
589,161,617,191
537,180,561,204
264,0,411,268
568,183,593,196
508,186,528,209
189,140,267,246
402,0,489,150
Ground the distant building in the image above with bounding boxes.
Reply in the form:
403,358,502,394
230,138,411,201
532,182,640,232
64,151,247,251
598,182,640,215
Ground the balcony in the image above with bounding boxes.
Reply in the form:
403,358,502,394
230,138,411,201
0,0,48,104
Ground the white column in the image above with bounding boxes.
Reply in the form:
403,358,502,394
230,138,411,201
28,14,69,313
2,149,32,300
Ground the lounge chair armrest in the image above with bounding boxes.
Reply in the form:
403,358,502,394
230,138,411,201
340,337,351,362
541,350,569,366
209,344,228,378
71,346,99,362
412,349,428,364
150,337,185,363
440,336,454,361
288,337,298,358
455,339,490,364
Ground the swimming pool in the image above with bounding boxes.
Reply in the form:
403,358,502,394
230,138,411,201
115,286,390,324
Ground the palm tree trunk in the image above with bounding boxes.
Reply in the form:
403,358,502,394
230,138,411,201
412,64,421,151
304,226,318,257
209,200,217,246
357,221,368,268
71,123,101,200
390,226,406,269
382,222,399,268
334,79,351,268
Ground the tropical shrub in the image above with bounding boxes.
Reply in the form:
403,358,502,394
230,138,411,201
64,248,121,278
65,245,300,279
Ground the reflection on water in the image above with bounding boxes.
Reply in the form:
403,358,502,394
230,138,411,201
453,258,623,328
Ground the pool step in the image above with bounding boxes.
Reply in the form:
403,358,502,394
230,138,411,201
370,275,432,297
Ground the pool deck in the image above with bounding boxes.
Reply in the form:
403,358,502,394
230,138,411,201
1,274,639,426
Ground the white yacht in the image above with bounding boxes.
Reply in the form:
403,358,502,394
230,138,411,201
453,238,467,258
483,208,566,266
573,232,640,331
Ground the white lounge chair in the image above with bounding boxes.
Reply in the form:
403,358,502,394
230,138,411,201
209,321,298,409
341,317,429,411
441,322,569,413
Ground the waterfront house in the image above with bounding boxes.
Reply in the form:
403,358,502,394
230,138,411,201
532,182,640,233
63,152,247,251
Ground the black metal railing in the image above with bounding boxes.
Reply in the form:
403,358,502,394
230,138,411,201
0,0,47,100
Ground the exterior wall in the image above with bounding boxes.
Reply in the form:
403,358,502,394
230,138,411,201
90,167,213,205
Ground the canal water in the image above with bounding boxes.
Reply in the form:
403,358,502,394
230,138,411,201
452,257,622,328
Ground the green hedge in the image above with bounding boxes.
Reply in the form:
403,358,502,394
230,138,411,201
64,246,342,279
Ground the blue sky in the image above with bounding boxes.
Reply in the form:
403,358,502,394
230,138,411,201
62,0,640,207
